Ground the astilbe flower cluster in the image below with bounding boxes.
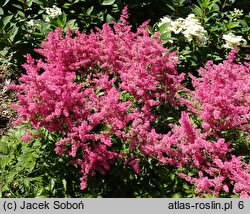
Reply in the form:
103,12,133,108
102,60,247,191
9,7,183,190
188,49,250,133
9,7,250,197
146,112,250,197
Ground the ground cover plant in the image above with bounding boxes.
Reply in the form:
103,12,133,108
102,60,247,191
1,0,250,198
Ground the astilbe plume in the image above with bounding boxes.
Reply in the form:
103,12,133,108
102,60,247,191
189,49,250,132
8,7,183,190
146,112,250,197
173,49,250,197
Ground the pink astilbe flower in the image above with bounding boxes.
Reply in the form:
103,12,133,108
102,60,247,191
9,7,182,190
189,49,250,132
147,112,231,167
146,112,250,197
126,158,141,174
9,7,249,197
21,134,33,142
179,155,250,197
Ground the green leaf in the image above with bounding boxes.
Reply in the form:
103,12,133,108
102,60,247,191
160,33,173,41
12,3,23,10
0,49,9,57
192,5,203,17
211,3,219,11
87,6,94,15
8,25,19,41
239,19,248,28
2,0,10,7
102,0,115,6
103,124,112,132
158,22,170,34
50,179,55,191
172,193,181,198
66,19,77,29
63,3,71,8
32,0,43,5
227,21,240,29
26,0,33,7
166,4,175,11
106,14,115,23
17,10,25,17
0,8,4,15
23,178,30,187
0,156,9,166
35,187,44,197
53,13,66,28
62,179,67,191
3,15,13,27
0,141,9,154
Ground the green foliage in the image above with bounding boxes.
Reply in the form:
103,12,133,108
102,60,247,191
1,0,250,75
1,0,250,198
88,158,196,198
153,0,250,75
0,125,196,198
0,0,199,74
220,129,250,163
0,125,84,197
164,0,192,17
0,0,78,74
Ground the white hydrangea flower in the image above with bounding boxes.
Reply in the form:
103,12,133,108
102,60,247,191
169,18,185,34
158,16,172,26
158,16,184,34
158,13,207,45
222,33,246,49
45,5,62,22
182,14,207,44
185,14,199,24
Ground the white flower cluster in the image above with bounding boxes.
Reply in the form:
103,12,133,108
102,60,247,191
159,14,208,45
230,8,243,20
45,5,62,22
222,33,246,49
27,19,35,27
26,19,41,33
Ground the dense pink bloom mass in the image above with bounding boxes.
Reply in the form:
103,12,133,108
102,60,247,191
9,7,183,190
189,49,250,132
9,8,250,197
146,112,250,197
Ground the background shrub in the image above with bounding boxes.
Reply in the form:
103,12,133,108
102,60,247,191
1,0,250,75
153,0,250,75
